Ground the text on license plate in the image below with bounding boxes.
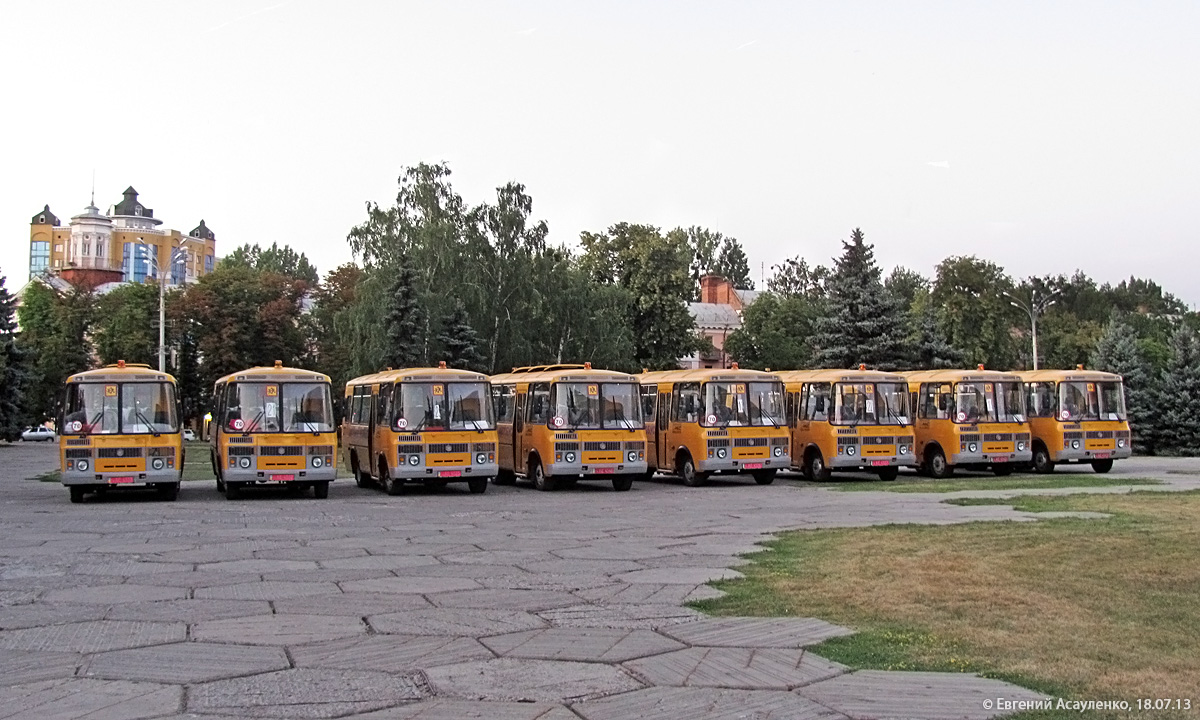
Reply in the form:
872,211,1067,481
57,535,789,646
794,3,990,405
1093,452,1110,459
439,470,462,478
273,474,295,482
742,462,763,470
108,476,134,484
992,457,1008,463
594,467,615,474
871,460,889,467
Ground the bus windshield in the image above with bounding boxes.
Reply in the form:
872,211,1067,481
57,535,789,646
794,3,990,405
64,382,178,435
701,381,783,427
223,382,333,433
393,382,494,431
835,382,911,426
550,382,642,430
953,381,1025,424
1059,381,1126,421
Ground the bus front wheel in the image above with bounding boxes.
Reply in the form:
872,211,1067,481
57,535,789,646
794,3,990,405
878,467,899,482
531,460,556,491
225,482,240,500
992,465,1014,477
678,455,708,487
1091,459,1114,474
752,469,777,485
494,469,517,486
927,448,953,479
805,450,831,482
612,475,634,492
69,486,85,504
1032,446,1055,474
351,455,371,488
157,483,179,501
382,464,403,496
467,476,488,494
313,481,329,499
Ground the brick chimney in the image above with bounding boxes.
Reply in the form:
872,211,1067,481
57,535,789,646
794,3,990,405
699,274,734,304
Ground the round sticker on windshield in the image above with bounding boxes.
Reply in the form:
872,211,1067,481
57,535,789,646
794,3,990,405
232,418,245,430
956,411,966,422
396,418,408,429
707,414,718,425
70,420,82,433
553,416,565,428
1060,410,1070,420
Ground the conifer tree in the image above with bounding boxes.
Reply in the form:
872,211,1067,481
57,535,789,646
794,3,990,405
1152,324,1200,456
0,275,34,441
384,256,425,369
714,238,754,290
812,228,911,369
913,303,967,369
437,300,485,372
1090,314,1157,454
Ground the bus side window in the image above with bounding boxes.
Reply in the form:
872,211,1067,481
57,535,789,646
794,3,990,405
657,392,670,431
805,383,829,422
528,383,550,425
377,385,392,426
640,385,657,423
674,383,700,423
492,385,515,423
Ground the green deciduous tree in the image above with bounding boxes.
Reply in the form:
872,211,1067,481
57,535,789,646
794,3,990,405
725,293,817,370
220,242,319,286
1090,314,1157,454
307,263,365,389
0,274,35,440
766,256,828,300
1153,324,1200,456
930,255,1020,369
17,281,94,423
93,282,159,367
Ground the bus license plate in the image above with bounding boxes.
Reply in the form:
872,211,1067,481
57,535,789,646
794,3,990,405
993,457,1008,463
1093,452,1110,459
439,470,462,478
743,462,763,470
108,476,134,484
273,474,295,482
594,467,614,474
871,460,889,467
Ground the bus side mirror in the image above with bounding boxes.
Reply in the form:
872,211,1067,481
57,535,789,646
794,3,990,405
815,397,825,413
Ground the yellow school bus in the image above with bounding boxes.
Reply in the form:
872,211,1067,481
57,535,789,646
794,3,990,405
904,367,1033,478
343,363,498,495
490,364,646,491
211,362,337,499
59,361,183,503
637,365,789,486
1020,367,1131,473
778,367,917,482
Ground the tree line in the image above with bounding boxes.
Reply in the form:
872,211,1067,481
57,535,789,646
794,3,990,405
2,162,1196,456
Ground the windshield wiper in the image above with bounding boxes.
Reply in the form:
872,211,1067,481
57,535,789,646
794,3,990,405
133,406,161,436
243,409,265,435
882,397,907,428
755,403,780,429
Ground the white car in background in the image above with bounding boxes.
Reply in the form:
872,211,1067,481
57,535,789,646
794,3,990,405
21,426,56,442
183,429,197,441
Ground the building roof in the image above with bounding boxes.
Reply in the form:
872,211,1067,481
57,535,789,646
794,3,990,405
734,288,761,306
31,205,60,226
189,219,216,240
688,302,741,330
112,186,154,218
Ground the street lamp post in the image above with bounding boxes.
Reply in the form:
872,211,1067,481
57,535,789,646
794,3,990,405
136,240,196,372
1003,288,1060,371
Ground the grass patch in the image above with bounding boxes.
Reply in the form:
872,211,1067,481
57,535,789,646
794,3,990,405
823,474,1161,493
692,490,1200,720
181,441,214,482
30,469,60,483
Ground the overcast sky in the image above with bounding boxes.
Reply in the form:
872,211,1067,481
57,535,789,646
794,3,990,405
3,1,1197,305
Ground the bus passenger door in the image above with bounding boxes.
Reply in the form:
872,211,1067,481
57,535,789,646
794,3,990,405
513,393,526,473
657,392,670,468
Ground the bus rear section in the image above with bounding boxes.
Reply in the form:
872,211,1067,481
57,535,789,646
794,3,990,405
491,364,647,492
1022,368,1132,474
212,363,337,499
60,362,183,503
342,364,498,495
639,366,790,487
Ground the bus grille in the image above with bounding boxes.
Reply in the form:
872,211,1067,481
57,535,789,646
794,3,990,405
583,441,621,451
227,436,254,444
428,443,468,454
395,435,421,443
555,433,578,440
397,444,423,454
1086,431,1114,439
64,438,91,447
473,442,496,452
1016,433,1030,443
837,428,856,435
837,437,858,447
771,436,790,446
65,449,92,459
898,436,915,445
734,437,768,447
1116,430,1130,440
707,438,731,448
308,445,334,455
862,436,894,445
98,448,142,458
1063,431,1084,440
706,430,729,437
959,434,981,443
624,441,645,451
983,433,1013,442
228,446,256,456
260,446,304,456
555,442,580,452
147,447,175,457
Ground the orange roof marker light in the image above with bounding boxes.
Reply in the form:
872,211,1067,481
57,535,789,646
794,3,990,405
274,360,283,369
859,363,866,371
117,360,126,368
978,363,986,371
1077,364,1085,370
439,361,447,369
584,362,592,370
731,362,739,370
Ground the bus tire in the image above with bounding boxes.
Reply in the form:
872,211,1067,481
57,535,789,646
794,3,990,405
992,465,1014,477
69,486,85,504
805,449,831,482
1032,444,1055,474
494,469,517,485
313,481,329,499
351,454,371,488
612,475,634,492
878,467,899,482
678,454,707,487
382,464,403,496
752,469,777,485
467,476,488,494
531,459,556,491
1091,459,1114,474
216,476,225,492
157,483,179,501
926,447,953,479
225,482,240,500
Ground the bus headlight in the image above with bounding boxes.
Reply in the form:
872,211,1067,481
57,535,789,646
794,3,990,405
968,443,978,453
627,451,637,462
1072,440,1080,449
1118,439,1126,448
151,458,165,471
847,446,856,456
312,456,324,469
78,459,88,472
1017,441,1026,451
716,448,726,459
476,453,487,464
408,455,420,466
565,452,576,463
239,457,252,469
773,446,783,457
899,445,908,455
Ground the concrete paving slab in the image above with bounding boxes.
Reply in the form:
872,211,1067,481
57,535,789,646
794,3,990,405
341,576,481,594
132,571,265,589
0,619,185,653
797,670,1050,720
662,617,854,648
195,559,319,574
353,698,578,719
369,608,548,637
572,686,848,720
537,604,704,630
188,668,431,718
70,560,195,577
260,567,399,583
518,559,646,576
576,582,713,605
290,634,492,672
81,641,289,683
193,580,342,601
104,599,273,623
475,572,613,592
483,628,685,663
0,591,39,607
318,554,445,571
272,591,433,616
553,543,680,561
400,563,531,579
253,545,370,561
193,613,366,645
0,603,109,630
437,550,559,566
424,657,642,702
426,588,581,611
625,647,848,689
0,677,183,720
613,567,744,584
42,584,188,604
0,649,82,686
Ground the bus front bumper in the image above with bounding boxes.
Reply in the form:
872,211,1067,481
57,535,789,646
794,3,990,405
950,449,1033,466
699,455,789,473
224,466,337,484
1052,446,1132,463
547,460,647,478
61,467,180,487
828,455,918,470
392,463,498,481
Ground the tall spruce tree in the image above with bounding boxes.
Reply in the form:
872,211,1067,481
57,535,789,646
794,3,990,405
1090,315,1157,454
437,300,485,372
912,302,967,369
812,228,911,369
714,238,754,290
384,256,425,369
0,275,34,440
1153,324,1200,456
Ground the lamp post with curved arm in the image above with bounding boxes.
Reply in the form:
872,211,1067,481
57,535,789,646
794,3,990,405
136,240,198,372
1003,288,1061,370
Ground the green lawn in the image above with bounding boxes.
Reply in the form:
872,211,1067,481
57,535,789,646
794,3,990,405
692,490,1200,720
813,474,1161,493
181,441,214,482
